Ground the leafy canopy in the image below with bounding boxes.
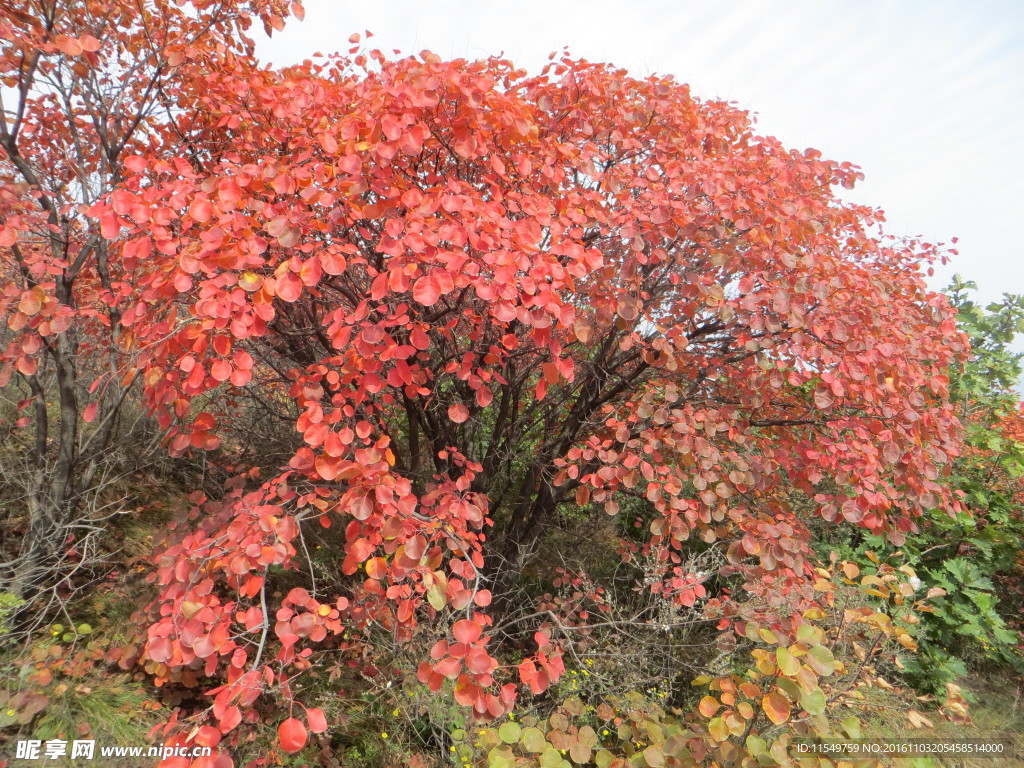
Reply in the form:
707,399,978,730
1,5,972,763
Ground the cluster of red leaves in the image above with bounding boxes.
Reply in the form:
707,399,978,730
0,0,303,393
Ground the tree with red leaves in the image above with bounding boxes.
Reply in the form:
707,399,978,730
3,5,969,761
105,46,967,751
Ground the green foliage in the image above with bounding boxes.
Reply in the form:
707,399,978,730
0,593,23,636
946,275,1024,407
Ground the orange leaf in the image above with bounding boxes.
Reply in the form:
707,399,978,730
238,271,264,292
365,557,387,579
79,34,102,52
53,35,83,56
698,695,719,718
18,288,43,316
762,691,791,725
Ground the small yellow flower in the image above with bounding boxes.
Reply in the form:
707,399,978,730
380,732,388,739
602,730,609,736
450,747,456,752
5,709,15,717
392,708,400,716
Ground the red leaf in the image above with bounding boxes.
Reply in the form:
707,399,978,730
434,656,462,678
320,250,347,275
410,327,430,350
412,273,441,306
276,272,302,302
79,34,102,52
218,706,242,733
99,211,120,240
452,619,482,645
211,360,232,382
453,676,480,707
15,356,38,376
83,402,99,423
53,35,83,56
466,647,494,674
194,726,221,747
278,718,308,754
349,493,373,520
189,199,214,223
448,403,469,423
339,155,361,175
365,557,387,580
405,534,427,560
305,707,328,734
149,637,172,663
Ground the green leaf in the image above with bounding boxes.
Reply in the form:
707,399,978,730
796,624,821,644
841,716,862,739
708,716,729,741
521,727,547,753
745,735,767,756
806,645,835,676
799,687,826,716
775,646,800,676
488,746,515,768
498,722,521,744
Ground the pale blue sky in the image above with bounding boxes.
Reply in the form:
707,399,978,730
258,0,1024,317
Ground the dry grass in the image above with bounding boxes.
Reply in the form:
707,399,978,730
857,673,1023,767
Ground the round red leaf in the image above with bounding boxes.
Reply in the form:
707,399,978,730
448,403,470,423
452,619,482,645
278,717,308,754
